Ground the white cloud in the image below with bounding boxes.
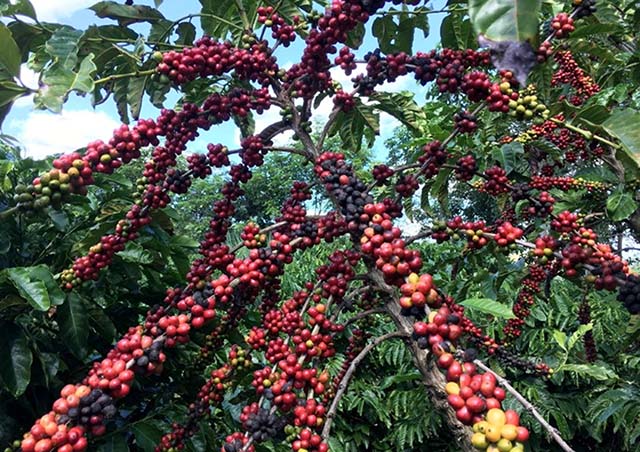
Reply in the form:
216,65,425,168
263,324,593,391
28,0,95,22
10,109,120,160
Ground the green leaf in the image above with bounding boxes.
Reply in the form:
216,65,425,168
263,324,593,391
27,265,65,306
567,323,592,351
603,109,640,170
574,104,610,126
113,76,130,123
0,0,36,19
37,352,59,388
58,292,89,359
126,74,147,121
606,190,638,221
0,23,21,77
329,98,379,152
561,364,618,381
0,80,28,108
90,1,165,25
149,18,173,42
199,0,244,38
47,209,69,231
132,422,163,452
37,54,97,112
468,0,541,42
119,242,153,264
175,22,196,45
459,297,516,319
86,304,117,344
372,15,397,54
5,266,51,311
440,13,475,50
553,330,567,351
368,91,426,134
493,142,524,175
45,27,83,69
0,322,32,397
345,22,365,48
97,433,130,452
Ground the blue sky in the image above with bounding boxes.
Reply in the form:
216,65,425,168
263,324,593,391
3,0,446,160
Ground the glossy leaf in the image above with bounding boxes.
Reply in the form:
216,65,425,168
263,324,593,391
45,26,83,69
127,74,147,121
0,80,28,108
0,23,21,77
90,1,165,25
368,91,426,134
440,13,475,50
603,109,640,169
86,304,117,344
37,54,97,112
468,0,541,42
567,323,593,351
606,190,638,221
97,433,130,452
459,297,516,319
329,99,379,152
562,364,618,381
492,142,524,175
0,322,32,397
5,266,52,311
0,0,37,19
58,292,89,359
119,242,154,264
132,422,163,452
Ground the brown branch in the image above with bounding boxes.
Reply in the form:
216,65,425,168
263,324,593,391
321,330,410,440
344,307,386,326
473,360,576,452
384,296,475,451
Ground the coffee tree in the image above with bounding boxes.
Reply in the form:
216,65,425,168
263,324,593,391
0,0,639,451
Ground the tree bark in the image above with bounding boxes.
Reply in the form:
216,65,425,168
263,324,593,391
384,297,475,451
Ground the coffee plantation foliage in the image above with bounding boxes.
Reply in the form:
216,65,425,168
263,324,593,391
0,0,639,451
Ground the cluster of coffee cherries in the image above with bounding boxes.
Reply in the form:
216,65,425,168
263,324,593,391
398,272,440,310
21,384,120,452
503,266,547,340
157,346,249,451
257,6,299,47
242,222,267,249
431,217,489,250
549,12,575,38
617,274,640,315
454,110,479,133
314,152,374,230
552,51,600,106
19,414,87,452
359,202,423,287
25,116,164,209
493,222,524,247
221,432,254,452
241,404,288,443
411,306,530,450
157,37,277,87
471,408,529,452
507,86,550,121
283,0,381,99
25,155,91,209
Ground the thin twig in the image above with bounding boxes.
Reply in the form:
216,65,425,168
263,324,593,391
321,331,409,440
344,307,386,326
